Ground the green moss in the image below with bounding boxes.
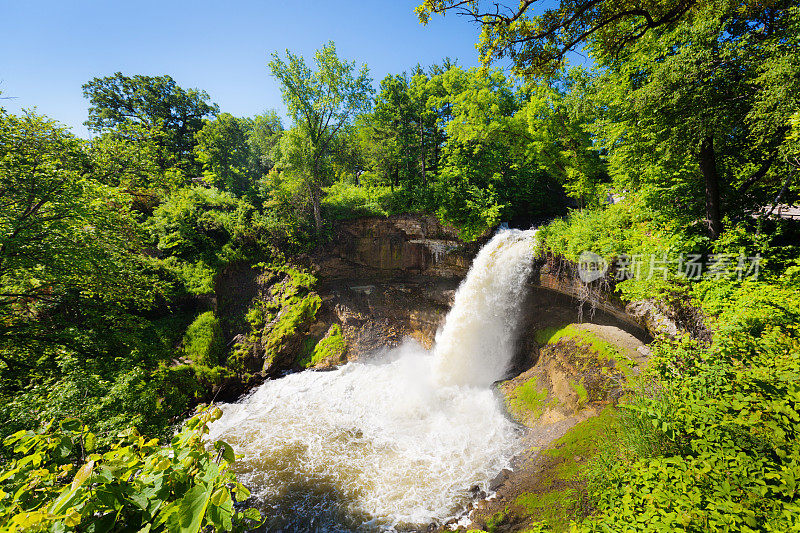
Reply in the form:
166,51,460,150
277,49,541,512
263,293,322,355
505,407,618,532
183,311,225,367
516,491,575,531
545,406,618,478
298,324,347,368
245,306,265,329
534,325,636,377
511,376,549,420
569,379,588,407
485,509,508,533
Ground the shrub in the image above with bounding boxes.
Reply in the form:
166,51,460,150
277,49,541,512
183,312,225,367
321,181,395,220
0,408,261,533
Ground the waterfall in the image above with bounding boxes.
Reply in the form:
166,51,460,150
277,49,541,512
207,229,536,531
433,229,538,387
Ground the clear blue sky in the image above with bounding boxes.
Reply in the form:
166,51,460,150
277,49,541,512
1,0,496,138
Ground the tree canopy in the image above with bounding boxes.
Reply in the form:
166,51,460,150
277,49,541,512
83,73,218,175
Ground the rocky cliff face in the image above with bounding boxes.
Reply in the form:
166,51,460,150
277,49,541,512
307,215,484,362
531,253,710,342
310,215,484,280
208,216,485,390
212,215,691,396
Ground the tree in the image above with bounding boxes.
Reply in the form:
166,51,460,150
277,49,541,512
0,110,155,387
416,0,761,79
248,110,284,177
195,111,284,198
195,113,253,195
420,1,800,238
268,41,373,234
86,120,179,208
588,2,800,237
359,71,442,199
432,67,563,238
83,73,218,175
524,69,607,208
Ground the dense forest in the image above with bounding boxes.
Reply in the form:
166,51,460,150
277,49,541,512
1,0,799,531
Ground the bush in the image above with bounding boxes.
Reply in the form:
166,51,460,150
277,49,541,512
321,181,396,220
183,312,225,367
148,186,263,294
0,408,261,533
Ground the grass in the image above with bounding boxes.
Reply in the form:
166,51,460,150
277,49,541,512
545,406,618,478
515,491,577,530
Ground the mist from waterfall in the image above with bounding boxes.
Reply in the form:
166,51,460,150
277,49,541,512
207,229,538,531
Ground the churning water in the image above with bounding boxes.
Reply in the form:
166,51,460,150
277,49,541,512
208,229,538,532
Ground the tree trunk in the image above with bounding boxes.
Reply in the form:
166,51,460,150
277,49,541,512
311,159,323,235
310,182,323,235
699,135,722,239
420,117,427,188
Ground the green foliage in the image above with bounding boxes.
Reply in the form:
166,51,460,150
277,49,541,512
321,181,396,219
0,110,164,393
0,407,261,533
195,113,253,195
87,120,181,204
83,72,218,175
540,203,800,531
417,1,702,79
148,186,263,294
432,66,564,239
579,328,800,532
195,111,283,197
183,312,225,367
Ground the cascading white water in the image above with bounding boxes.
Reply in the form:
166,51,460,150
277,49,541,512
433,229,538,387
207,229,537,531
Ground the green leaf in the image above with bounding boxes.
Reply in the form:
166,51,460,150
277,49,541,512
85,513,116,533
60,418,83,432
71,460,94,490
176,484,211,533
213,441,235,464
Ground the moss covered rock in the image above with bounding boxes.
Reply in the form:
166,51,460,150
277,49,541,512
183,311,225,367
